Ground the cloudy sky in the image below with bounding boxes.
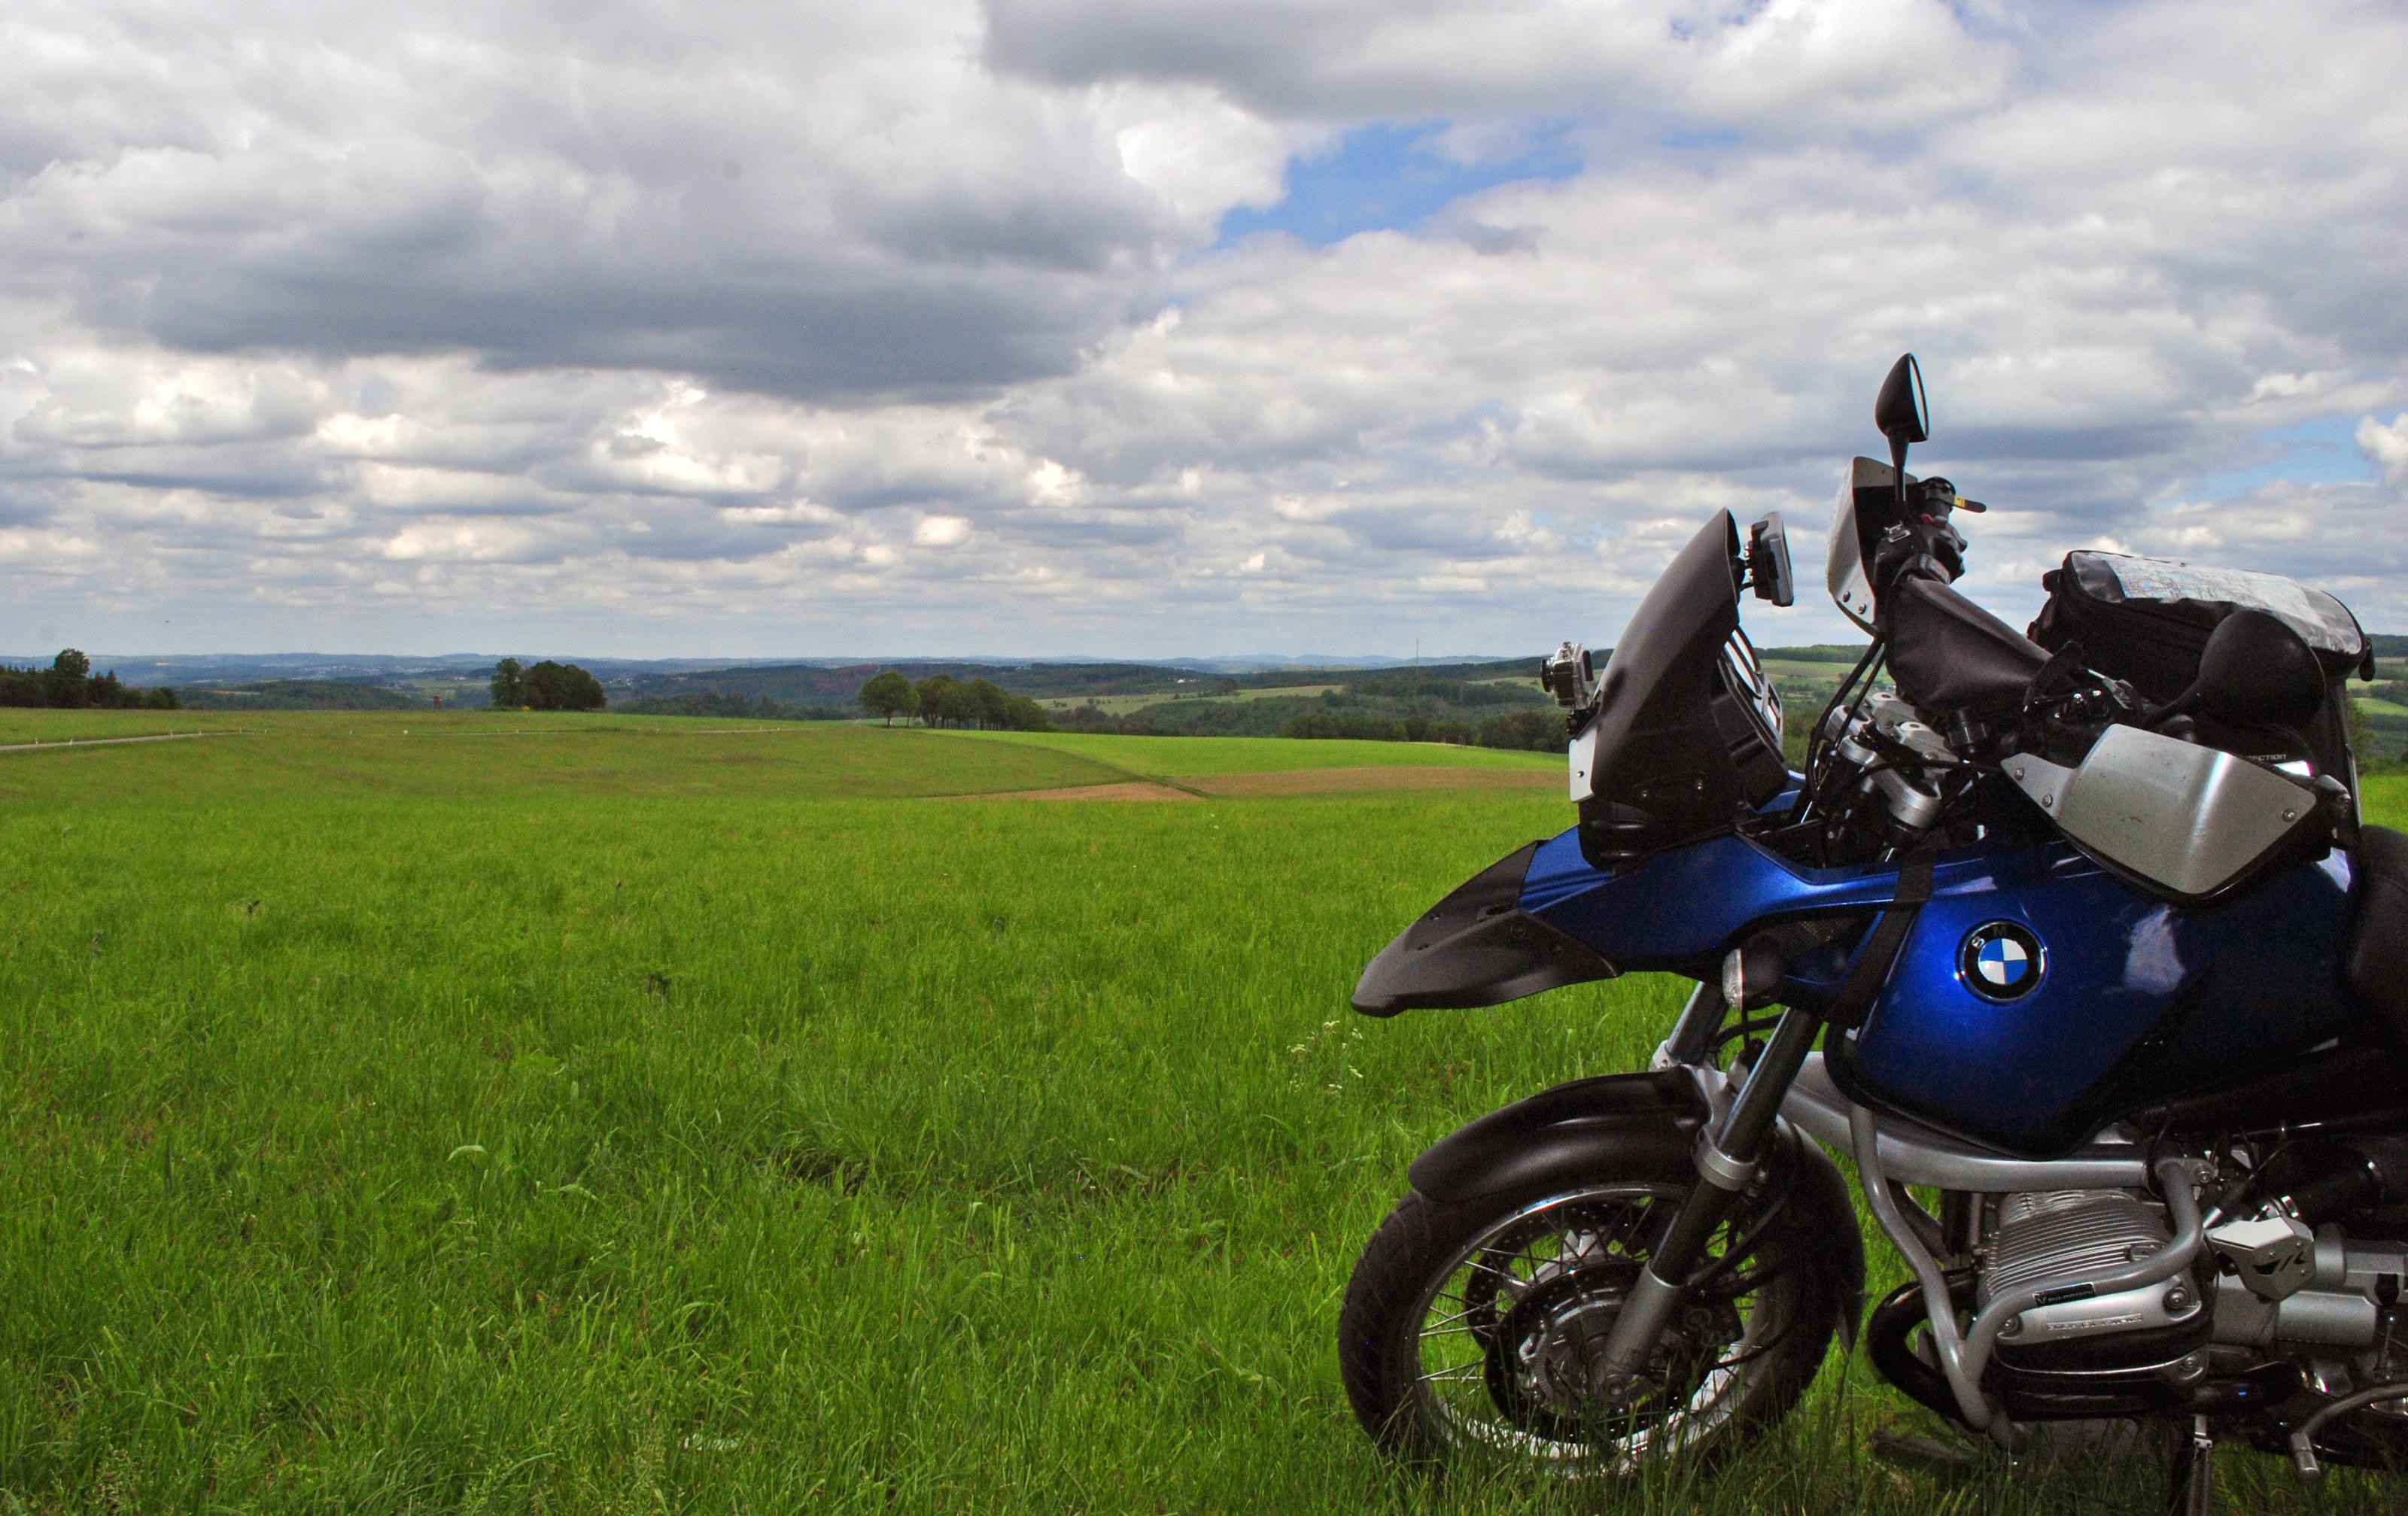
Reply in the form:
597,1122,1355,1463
3,0,2406,660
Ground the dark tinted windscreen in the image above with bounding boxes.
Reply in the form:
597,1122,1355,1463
1579,512,1745,836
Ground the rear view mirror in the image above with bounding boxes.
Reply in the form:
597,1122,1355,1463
1875,354,1929,448
2188,609,2327,731
1747,512,1794,606
1874,354,1929,512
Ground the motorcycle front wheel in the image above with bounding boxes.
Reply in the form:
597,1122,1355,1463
1339,1159,1841,1476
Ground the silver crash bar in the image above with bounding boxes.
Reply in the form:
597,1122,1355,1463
1779,1053,2148,1191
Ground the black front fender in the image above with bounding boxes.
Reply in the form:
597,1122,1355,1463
1406,1068,1707,1203
1351,840,1616,1016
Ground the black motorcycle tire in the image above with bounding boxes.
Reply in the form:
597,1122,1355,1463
1339,1138,1849,1475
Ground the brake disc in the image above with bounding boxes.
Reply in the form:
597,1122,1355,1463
1482,1257,1744,1443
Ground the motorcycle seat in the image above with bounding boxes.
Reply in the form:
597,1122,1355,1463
2345,825,2408,1044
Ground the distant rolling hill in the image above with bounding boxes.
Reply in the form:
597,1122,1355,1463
610,661,1205,706
180,680,430,711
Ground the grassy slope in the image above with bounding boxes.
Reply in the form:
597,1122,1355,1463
1036,684,1341,715
0,709,659,744
0,708,262,743
0,719,1126,803
0,709,898,745
955,729,1559,777
0,717,2397,1513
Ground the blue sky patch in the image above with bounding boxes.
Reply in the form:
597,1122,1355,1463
1216,121,1581,249
2188,415,2376,500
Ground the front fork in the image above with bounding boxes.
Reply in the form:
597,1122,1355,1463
1616,984,2209,1445
1597,998,1826,1386
1650,978,1726,1072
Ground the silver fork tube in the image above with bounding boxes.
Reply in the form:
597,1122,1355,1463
1651,980,1723,1071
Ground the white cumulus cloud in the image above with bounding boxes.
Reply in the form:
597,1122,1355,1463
3,0,2408,657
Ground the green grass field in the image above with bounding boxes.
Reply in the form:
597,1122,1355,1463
0,710,840,747
954,729,1558,778
0,715,2400,1512
1037,684,1342,714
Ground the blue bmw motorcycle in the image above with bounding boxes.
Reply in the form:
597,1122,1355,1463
1338,357,2408,1508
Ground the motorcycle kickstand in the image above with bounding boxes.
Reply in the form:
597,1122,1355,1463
2166,1414,2214,1516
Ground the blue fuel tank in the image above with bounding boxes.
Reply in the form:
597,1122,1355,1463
1519,827,2364,1156
1837,844,2358,1154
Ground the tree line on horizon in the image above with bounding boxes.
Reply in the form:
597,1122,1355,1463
613,692,855,722
1277,708,1564,751
859,671,1052,731
490,658,607,712
0,649,178,710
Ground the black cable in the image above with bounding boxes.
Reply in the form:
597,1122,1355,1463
1711,1014,1784,1052
1798,639,1885,820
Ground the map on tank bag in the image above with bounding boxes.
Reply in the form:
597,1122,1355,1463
2069,552,2365,659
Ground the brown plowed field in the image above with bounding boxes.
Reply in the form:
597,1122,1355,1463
966,763,1558,801
969,780,1199,801
1185,765,1557,797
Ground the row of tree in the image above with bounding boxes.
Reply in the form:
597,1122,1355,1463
613,693,852,721
1339,672,1546,708
859,671,1052,731
0,649,178,709
491,658,607,712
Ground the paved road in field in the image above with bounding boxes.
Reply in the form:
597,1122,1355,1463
0,731,248,754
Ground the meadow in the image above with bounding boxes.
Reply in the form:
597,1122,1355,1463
0,715,2401,1513
1035,685,1342,715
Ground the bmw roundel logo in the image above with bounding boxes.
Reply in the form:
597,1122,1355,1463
1959,921,2045,1001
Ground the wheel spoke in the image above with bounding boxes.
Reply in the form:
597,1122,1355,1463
1384,1180,1812,1475
1421,1302,1483,1334
1461,1255,1525,1285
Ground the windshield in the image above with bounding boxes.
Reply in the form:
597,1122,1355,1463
1826,457,1914,633
1575,511,1788,866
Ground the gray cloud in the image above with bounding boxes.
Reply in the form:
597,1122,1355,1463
5,0,2408,658
1,2,1192,403
984,0,2012,129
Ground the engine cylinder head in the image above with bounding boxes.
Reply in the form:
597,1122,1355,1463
1980,1189,2203,1353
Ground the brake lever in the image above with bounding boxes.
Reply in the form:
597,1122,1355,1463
2017,645,2138,760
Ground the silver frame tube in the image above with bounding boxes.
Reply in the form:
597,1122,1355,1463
1783,1053,2148,1190
1848,1103,2209,1439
